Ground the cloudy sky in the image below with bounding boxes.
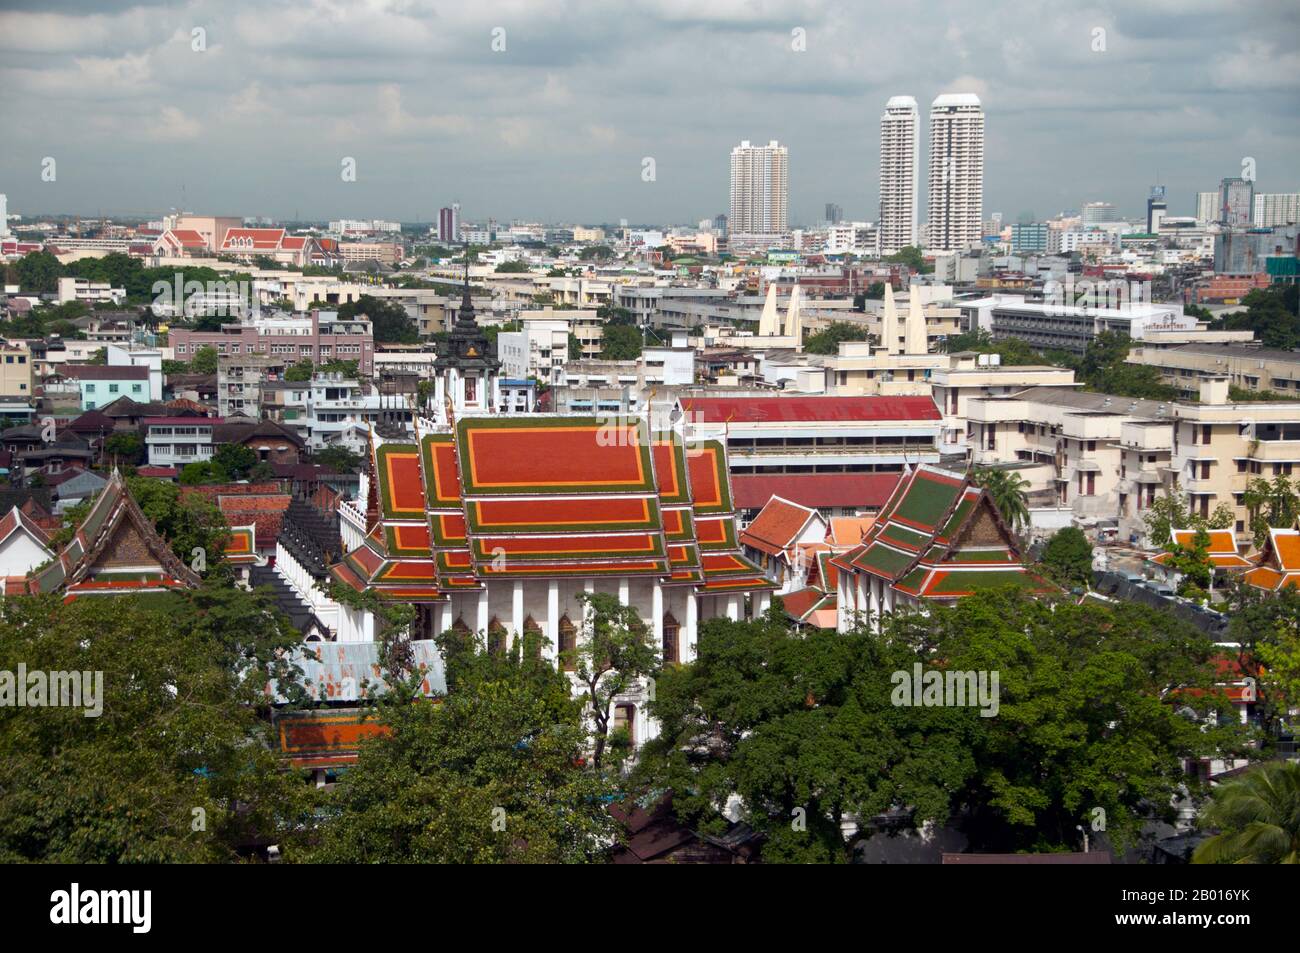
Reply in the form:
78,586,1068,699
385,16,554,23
1,0,1297,227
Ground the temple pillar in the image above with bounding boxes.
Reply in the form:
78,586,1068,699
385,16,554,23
685,592,698,661
545,580,559,660
726,594,740,621
436,601,451,639
512,580,524,649
652,581,664,646
756,590,771,617
476,587,489,638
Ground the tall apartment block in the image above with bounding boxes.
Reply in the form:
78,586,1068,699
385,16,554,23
438,203,460,242
926,93,984,253
1196,191,1219,225
729,140,788,235
1253,193,1300,227
879,95,920,255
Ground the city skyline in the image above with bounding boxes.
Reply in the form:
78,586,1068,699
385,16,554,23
1,1,1298,227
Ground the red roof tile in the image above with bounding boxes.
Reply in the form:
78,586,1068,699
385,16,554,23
732,472,900,511
739,496,817,556
679,395,941,423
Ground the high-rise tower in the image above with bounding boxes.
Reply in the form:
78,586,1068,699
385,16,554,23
879,96,919,255
926,93,984,252
729,140,788,236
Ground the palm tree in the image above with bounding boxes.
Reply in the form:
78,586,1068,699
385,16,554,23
973,467,1030,533
1193,760,1300,864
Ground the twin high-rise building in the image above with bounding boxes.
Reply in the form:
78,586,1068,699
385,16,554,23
729,139,788,236
878,93,985,254
879,96,920,255
925,93,985,253
729,93,983,255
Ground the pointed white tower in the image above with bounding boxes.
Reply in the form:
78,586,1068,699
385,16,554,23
905,283,927,354
783,284,803,341
881,283,900,355
758,283,780,337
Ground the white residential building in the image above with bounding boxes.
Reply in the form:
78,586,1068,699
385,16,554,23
1253,193,1300,227
879,95,920,254
730,140,788,236
926,93,984,252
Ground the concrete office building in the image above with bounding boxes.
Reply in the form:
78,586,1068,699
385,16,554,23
1220,177,1254,226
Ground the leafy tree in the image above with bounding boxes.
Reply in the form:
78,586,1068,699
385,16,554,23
306,627,618,863
1214,286,1300,350
1220,584,1300,747
897,591,1244,853
128,476,230,574
804,321,871,355
15,251,62,294
570,592,659,771
579,245,613,261
0,590,313,862
337,294,418,344
1244,475,1299,547
103,431,144,465
211,442,257,481
1167,526,1214,601
190,345,218,375
178,461,223,485
885,245,927,272
285,359,314,382
639,590,1242,860
600,324,642,361
1142,482,1233,547
1040,527,1093,588
973,467,1030,532
1194,761,1300,864
568,332,583,361
313,445,364,473
494,260,531,273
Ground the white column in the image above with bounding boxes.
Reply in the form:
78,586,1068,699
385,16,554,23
685,592,698,660
652,581,664,647
726,594,740,621
545,580,559,660
511,580,524,649
476,586,489,637
857,574,869,630
868,577,880,632
756,590,771,616
837,570,852,633
436,602,451,639
618,577,630,606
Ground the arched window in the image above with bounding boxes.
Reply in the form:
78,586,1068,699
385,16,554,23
613,703,636,747
557,613,577,672
662,611,680,665
523,614,543,659
487,616,507,655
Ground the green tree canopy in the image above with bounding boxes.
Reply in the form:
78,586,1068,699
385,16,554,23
0,589,313,862
336,294,419,344
804,321,871,355
1193,760,1300,864
306,626,618,863
1040,526,1093,589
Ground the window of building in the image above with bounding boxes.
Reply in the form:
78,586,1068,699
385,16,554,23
487,616,506,655
662,612,679,665
557,614,577,671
